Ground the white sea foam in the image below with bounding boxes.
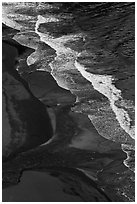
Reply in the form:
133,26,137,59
75,60,135,140
35,15,79,90
121,143,135,172
27,53,37,66
2,9,22,30
35,15,135,141
35,15,71,53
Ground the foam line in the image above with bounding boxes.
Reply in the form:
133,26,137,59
75,60,135,140
121,143,135,172
35,15,134,140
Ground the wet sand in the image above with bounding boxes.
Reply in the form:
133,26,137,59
2,171,83,202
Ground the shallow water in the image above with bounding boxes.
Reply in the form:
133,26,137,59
2,171,83,202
